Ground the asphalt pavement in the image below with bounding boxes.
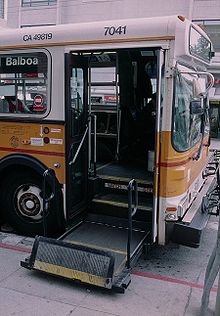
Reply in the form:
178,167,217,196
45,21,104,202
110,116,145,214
0,139,220,316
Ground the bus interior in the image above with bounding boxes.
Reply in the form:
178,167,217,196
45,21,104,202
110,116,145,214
69,48,159,225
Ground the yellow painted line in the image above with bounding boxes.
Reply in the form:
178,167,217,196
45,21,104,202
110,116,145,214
0,36,175,50
93,198,128,208
100,174,149,184
92,198,151,211
34,260,110,288
64,240,127,255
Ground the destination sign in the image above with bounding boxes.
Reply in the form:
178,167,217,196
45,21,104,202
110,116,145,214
5,57,38,66
0,53,47,73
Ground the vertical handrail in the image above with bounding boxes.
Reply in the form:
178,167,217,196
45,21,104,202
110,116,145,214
42,168,56,237
116,110,121,160
116,68,121,159
87,113,97,177
127,179,138,269
93,114,97,177
88,62,92,173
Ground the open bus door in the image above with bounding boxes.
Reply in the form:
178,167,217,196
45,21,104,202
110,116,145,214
152,49,164,244
65,53,89,220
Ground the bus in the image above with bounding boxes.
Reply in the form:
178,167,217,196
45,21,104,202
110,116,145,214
208,52,220,137
0,15,217,291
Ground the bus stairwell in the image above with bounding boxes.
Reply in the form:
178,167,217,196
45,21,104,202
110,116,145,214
21,179,150,292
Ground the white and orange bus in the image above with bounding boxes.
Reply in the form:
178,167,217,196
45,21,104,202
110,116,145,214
0,16,218,289
208,53,220,137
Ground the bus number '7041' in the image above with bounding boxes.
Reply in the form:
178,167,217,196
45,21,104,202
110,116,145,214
104,26,127,36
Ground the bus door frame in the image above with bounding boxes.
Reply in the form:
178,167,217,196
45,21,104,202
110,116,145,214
152,48,164,243
65,53,89,220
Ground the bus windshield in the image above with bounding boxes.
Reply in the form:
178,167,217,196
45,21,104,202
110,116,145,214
189,26,212,63
172,65,207,151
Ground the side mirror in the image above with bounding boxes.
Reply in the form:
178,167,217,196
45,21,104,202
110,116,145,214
190,100,204,115
193,78,206,98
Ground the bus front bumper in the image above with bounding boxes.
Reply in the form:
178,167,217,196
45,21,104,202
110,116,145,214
172,174,217,248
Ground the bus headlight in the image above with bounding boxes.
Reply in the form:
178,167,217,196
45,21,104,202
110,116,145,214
165,213,177,221
165,207,178,221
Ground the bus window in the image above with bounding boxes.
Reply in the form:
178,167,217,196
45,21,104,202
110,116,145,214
70,67,84,136
0,52,48,115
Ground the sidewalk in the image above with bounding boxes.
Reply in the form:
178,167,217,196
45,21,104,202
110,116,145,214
0,214,218,316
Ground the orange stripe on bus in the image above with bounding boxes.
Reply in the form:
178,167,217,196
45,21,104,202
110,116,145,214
0,147,65,157
159,144,209,168
159,157,192,167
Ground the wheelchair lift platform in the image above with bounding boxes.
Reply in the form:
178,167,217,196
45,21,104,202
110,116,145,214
21,214,149,292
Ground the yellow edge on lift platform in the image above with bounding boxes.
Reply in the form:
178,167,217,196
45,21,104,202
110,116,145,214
64,240,127,255
34,260,111,288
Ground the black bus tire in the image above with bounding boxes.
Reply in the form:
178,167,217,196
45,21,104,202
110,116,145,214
3,171,62,237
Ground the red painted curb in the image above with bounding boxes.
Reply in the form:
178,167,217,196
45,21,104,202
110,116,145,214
132,270,218,293
0,242,31,254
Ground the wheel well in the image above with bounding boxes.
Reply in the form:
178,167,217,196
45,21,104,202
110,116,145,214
0,165,40,183
0,165,38,223
0,164,64,232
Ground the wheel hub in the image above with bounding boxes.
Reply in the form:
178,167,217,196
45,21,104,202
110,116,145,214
25,200,35,210
16,184,46,221
19,193,40,216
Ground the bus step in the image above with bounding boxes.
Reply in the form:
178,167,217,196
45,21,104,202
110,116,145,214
89,193,152,222
101,175,153,194
92,197,152,212
21,236,130,292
